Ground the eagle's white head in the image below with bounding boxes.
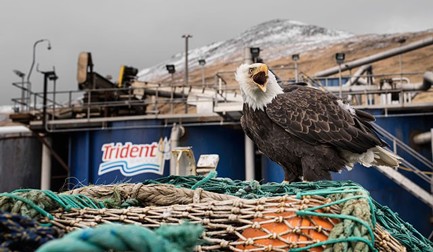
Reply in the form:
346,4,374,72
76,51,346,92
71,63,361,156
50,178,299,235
236,63,283,111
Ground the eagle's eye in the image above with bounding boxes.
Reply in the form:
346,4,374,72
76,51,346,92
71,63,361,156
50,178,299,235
248,68,254,74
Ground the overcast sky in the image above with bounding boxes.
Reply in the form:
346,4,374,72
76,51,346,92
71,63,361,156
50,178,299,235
1,0,433,106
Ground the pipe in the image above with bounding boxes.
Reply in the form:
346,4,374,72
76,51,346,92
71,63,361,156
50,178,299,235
41,136,51,190
170,123,185,175
325,71,433,92
27,39,51,83
140,88,184,99
315,37,433,77
413,130,432,145
392,77,410,85
413,129,433,162
343,64,372,86
399,71,432,91
244,48,253,64
243,48,255,180
245,135,255,181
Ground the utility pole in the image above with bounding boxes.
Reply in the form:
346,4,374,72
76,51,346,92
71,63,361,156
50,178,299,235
199,59,206,88
335,53,345,98
182,34,192,87
291,54,300,82
182,34,192,113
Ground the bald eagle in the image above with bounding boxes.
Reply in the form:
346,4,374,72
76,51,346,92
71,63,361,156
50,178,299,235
236,63,400,182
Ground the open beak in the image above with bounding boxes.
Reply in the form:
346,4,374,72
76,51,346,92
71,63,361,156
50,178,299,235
252,64,269,92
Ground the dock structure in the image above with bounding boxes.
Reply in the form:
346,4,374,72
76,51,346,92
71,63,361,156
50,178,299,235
5,38,433,237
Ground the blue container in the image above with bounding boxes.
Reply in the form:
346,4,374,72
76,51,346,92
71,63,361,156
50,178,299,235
69,121,246,187
261,157,285,182
179,125,245,180
69,120,171,186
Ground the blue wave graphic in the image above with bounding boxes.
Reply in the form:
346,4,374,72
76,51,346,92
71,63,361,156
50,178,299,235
98,160,163,176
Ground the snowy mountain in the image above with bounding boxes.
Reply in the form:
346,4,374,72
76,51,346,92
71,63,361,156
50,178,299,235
137,19,354,82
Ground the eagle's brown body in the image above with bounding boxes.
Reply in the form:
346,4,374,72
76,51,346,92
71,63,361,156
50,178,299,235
241,85,387,182
237,63,399,182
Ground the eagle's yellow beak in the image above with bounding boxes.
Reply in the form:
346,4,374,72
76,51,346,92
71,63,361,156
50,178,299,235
252,64,269,92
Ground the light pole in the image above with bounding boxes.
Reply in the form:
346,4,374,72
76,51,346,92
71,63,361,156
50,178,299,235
182,34,192,87
13,70,26,111
397,37,406,85
198,59,206,88
182,34,192,113
166,64,176,113
250,47,260,63
27,39,52,105
335,52,345,98
291,54,300,82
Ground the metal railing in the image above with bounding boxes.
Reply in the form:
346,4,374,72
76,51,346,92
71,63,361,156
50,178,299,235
373,123,433,184
10,70,433,124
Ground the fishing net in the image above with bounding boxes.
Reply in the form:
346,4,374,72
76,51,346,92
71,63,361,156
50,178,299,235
0,174,431,251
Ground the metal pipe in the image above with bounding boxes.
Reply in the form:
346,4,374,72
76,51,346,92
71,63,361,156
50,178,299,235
27,39,52,100
243,47,255,181
142,88,184,99
412,128,433,163
343,64,372,86
315,37,433,77
38,111,433,134
41,71,56,131
170,123,185,175
413,130,432,145
338,63,342,98
182,35,192,86
397,71,432,91
245,135,255,181
41,136,51,190
326,71,433,92
244,48,253,64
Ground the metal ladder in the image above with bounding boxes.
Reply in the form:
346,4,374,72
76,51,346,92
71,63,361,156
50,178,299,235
372,123,433,208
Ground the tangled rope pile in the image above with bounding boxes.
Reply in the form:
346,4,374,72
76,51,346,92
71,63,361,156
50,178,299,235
63,183,237,208
37,222,203,252
322,190,373,251
0,189,104,219
142,173,365,199
0,211,62,251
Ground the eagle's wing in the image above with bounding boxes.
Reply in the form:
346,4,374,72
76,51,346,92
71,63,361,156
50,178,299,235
266,86,382,153
240,113,254,141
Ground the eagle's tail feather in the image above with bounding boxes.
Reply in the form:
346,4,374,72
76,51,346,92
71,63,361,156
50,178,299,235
371,146,401,168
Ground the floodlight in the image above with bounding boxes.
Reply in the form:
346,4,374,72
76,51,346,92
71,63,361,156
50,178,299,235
335,53,345,64
166,64,176,74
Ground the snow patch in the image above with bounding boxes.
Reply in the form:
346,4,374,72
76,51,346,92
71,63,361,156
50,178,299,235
137,18,354,82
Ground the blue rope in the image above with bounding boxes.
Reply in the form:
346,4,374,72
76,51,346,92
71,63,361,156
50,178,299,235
0,211,61,251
